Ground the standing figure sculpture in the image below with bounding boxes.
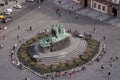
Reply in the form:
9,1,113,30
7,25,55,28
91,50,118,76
51,26,57,38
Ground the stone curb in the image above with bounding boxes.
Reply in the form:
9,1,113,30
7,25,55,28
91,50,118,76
14,34,104,78
86,41,104,65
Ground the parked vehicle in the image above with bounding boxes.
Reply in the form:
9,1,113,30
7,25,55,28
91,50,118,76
2,16,12,23
13,4,22,9
78,34,84,38
3,8,13,15
0,15,5,19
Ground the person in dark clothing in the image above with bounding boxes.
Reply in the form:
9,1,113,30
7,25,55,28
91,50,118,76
30,26,32,31
18,25,20,29
108,72,111,76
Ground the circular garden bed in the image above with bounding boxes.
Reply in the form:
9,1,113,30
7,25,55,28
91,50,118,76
18,33,100,74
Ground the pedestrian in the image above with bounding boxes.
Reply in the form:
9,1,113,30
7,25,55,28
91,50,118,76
102,47,106,54
58,0,61,5
17,35,19,39
40,0,44,2
38,5,41,8
69,10,71,14
101,64,104,69
37,0,40,3
75,14,78,19
93,28,96,33
71,6,74,9
58,12,61,17
0,44,3,49
115,56,119,60
110,57,113,61
2,35,5,40
25,75,31,80
81,64,86,70
18,25,20,29
25,77,27,80
110,62,113,69
68,72,72,78
56,8,59,13
10,51,14,61
103,36,106,40
108,71,111,76
14,43,17,49
16,0,18,4
29,26,32,31
4,27,7,30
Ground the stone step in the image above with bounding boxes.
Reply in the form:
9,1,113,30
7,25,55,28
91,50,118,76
41,39,85,59
41,41,87,64
41,40,86,60
38,37,82,57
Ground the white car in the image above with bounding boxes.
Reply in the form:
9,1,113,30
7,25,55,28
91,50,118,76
78,34,84,38
3,8,13,15
26,0,34,2
13,4,22,9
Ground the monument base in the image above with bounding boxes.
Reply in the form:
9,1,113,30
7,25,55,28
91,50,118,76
39,36,71,53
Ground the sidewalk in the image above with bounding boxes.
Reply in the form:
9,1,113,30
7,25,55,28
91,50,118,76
54,0,120,27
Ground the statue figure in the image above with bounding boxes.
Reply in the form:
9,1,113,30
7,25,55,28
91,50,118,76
60,24,65,34
58,26,61,34
51,25,57,38
58,23,65,35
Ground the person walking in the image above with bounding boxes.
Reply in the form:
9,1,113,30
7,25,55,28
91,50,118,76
103,36,106,40
18,25,20,29
2,35,6,40
10,50,14,60
93,28,96,33
25,75,31,80
69,10,71,14
29,26,32,31
15,0,18,4
58,0,61,5
115,56,119,60
56,8,59,13
108,71,111,76
25,77,27,80
58,12,61,17
0,44,3,49
37,0,40,3
17,35,19,39
75,14,78,19
101,64,104,69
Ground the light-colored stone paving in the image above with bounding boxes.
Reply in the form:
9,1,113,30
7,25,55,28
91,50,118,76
54,0,70,5
67,4,82,11
96,14,110,21
86,11,102,19
77,8,92,16
107,18,120,25
116,22,120,27
62,2,76,9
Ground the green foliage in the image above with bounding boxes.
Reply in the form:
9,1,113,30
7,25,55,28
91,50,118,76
18,34,100,74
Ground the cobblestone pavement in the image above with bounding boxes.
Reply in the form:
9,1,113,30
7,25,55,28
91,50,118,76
0,0,120,80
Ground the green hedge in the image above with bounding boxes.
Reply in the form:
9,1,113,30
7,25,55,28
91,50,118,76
18,34,100,74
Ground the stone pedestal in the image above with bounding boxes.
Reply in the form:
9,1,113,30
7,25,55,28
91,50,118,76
39,36,71,53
